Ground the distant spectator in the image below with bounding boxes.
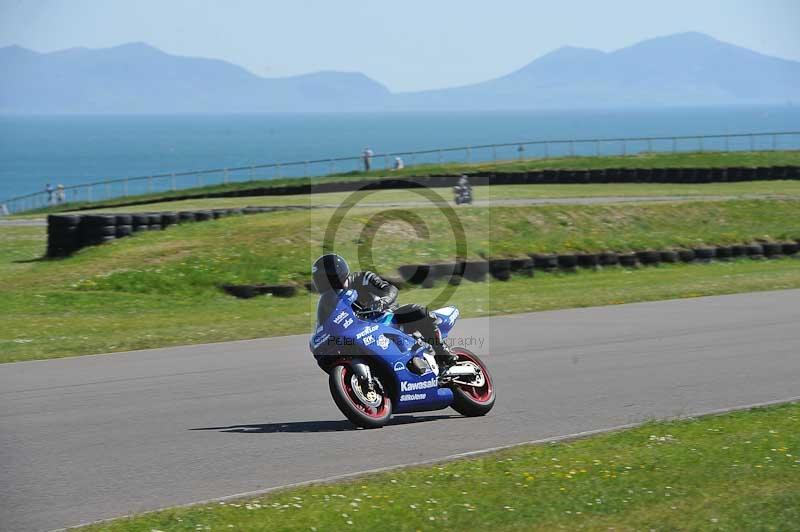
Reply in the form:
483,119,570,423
56,184,66,204
45,183,54,205
0,203,9,216
362,147,373,172
393,156,405,170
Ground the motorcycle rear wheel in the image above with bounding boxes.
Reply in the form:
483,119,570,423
449,348,495,417
329,363,392,429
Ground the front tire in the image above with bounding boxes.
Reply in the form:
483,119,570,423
329,363,392,429
450,348,495,417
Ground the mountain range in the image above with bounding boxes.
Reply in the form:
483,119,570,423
1,32,797,113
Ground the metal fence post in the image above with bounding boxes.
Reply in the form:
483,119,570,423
569,141,575,157
171,173,176,191
595,140,600,156
544,142,549,159
304,162,309,178
772,134,777,150
750,134,755,151
124,179,129,196
699,137,704,152
105,181,111,199
492,145,497,162
672,138,677,153
466,147,471,163
647,138,652,153
329,160,334,175
725,135,730,152
249,166,255,182
438,149,443,164
223,169,229,185
87,185,92,203
622,140,626,156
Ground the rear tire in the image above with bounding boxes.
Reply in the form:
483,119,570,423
449,348,495,417
329,363,392,429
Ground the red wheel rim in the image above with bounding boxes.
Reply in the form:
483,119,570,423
340,365,390,419
452,349,493,403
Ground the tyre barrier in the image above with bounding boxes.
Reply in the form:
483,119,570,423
510,257,534,276
222,284,297,299
782,242,799,255
220,237,800,300
762,242,783,258
598,252,619,266
618,253,638,268
636,250,661,265
693,247,716,261
576,253,599,269
463,260,489,282
531,254,558,270
489,259,511,281
660,250,679,263
45,205,284,257
715,246,733,260
746,243,764,258
59,165,800,213
557,254,578,271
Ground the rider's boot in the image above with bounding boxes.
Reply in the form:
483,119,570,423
433,343,458,369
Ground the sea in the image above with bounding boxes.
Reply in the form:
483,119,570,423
1,106,799,201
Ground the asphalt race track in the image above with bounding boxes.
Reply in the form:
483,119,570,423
2,290,799,531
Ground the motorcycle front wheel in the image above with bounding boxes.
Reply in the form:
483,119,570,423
329,363,392,429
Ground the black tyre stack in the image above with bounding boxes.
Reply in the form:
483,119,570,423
46,215,81,257
115,214,133,238
79,215,117,247
132,213,149,233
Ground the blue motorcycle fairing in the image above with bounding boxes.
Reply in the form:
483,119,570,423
310,290,457,414
431,306,460,339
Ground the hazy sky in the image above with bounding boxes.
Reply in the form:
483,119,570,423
1,0,798,92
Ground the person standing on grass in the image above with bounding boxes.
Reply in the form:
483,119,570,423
362,147,373,172
56,184,66,204
45,183,54,205
393,156,404,170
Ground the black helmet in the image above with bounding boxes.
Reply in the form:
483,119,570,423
312,254,350,292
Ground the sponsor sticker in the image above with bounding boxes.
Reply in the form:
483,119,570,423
399,393,427,402
312,332,330,348
342,317,353,329
376,335,390,350
356,325,379,339
400,377,438,392
394,360,405,372
363,335,375,346
333,311,348,324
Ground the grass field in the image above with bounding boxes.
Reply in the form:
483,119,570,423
2,197,799,362
44,179,800,215
21,150,800,215
78,401,800,531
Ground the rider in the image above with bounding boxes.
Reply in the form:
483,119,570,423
312,253,457,365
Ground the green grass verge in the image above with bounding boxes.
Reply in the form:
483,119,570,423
78,401,800,531
52,180,800,216
2,199,800,362
3,223,800,362
22,150,800,215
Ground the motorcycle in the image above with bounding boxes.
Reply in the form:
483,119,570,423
453,184,473,205
310,289,495,428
